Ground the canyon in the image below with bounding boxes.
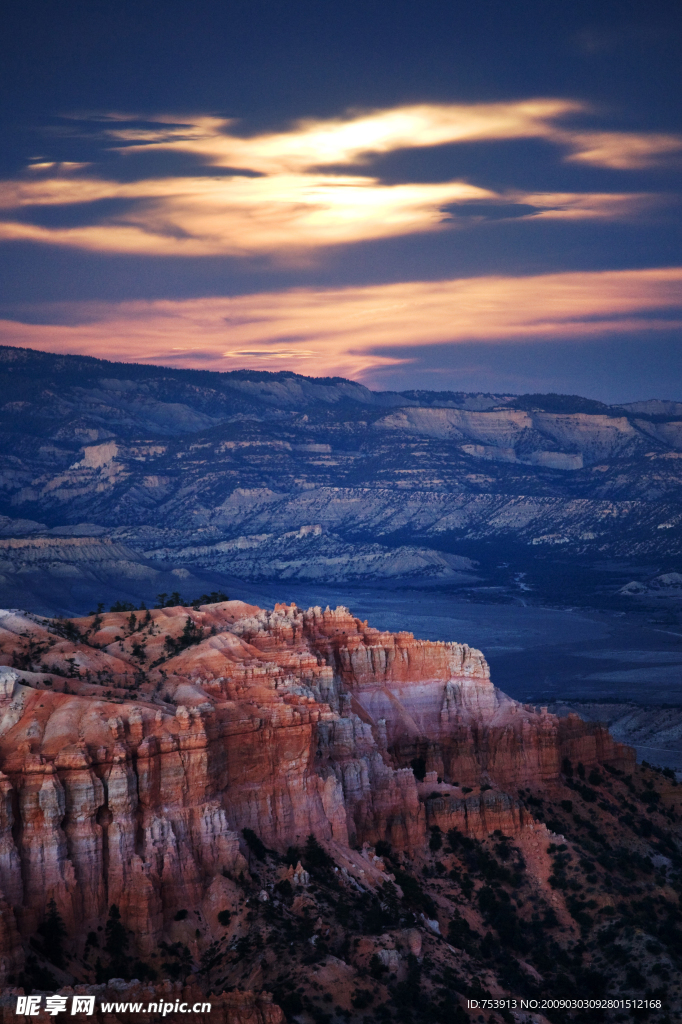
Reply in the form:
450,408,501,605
0,347,681,1022
0,599,679,1022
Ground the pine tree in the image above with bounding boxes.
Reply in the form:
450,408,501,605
104,904,129,976
38,898,67,969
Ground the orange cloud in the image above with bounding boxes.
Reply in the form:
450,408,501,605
0,101,677,258
0,176,499,256
93,101,682,173
2,267,680,379
562,132,682,170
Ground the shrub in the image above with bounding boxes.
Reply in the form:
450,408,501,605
351,989,374,1009
393,868,438,917
429,826,443,851
191,591,229,607
369,953,387,978
447,912,478,954
242,827,268,861
626,966,646,989
446,827,475,852
278,991,304,1016
304,834,333,870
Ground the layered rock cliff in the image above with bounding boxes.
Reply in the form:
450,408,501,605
0,602,628,942
2,600,679,1023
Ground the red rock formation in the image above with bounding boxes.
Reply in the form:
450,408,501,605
0,600,634,987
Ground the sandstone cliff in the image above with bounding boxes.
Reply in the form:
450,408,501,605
0,601,632,964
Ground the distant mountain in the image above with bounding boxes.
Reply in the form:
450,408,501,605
0,344,680,614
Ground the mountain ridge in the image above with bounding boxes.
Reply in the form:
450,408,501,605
6,343,677,417
0,344,680,616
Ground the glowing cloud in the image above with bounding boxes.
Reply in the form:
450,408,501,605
0,100,677,257
564,132,682,170
2,267,680,379
91,101,682,173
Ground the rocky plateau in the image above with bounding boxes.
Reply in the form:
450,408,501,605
0,345,680,614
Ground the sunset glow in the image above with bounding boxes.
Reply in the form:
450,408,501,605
3,267,680,380
0,101,678,258
2,6,681,401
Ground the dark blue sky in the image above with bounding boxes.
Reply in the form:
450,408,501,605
1,0,681,400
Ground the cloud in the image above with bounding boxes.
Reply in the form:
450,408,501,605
2,267,680,380
563,132,682,170
0,174,499,256
0,101,677,258
84,101,682,172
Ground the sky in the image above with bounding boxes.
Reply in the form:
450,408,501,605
1,0,681,401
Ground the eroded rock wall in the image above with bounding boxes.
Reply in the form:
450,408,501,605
0,600,633,976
